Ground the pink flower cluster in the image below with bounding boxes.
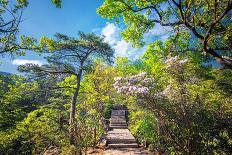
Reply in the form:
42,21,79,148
165,56,188,67
113,72,175,99
152,85,173,99
113,72,152,95
165,56,179,63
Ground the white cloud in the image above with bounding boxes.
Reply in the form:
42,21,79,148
114,40,147,59
114,40,130,55
101,23,145,59
12,59,43,66
102,23,121,45
145,24,172,41
147,24,172,36
99,23,172,59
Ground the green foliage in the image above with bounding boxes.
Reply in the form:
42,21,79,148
0,105,68,154
51,0,62,8
129,109,157,145
75,105,104,150
79,62,118,113
103,101,113,119
0,73,70,154
115,57,146,76
98,0,232,68
16,107,65,153
0,76,39,130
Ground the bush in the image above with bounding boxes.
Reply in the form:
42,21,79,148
129,110,157,146
103,101,114,119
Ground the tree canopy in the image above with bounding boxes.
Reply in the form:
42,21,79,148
97,0,232,69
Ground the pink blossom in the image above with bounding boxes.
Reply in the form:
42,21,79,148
138,72,147,77
165,56,178,63
179,58,188,64
113,72,152,95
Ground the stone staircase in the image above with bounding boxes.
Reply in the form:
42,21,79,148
107,109,138,148
110,110,127,129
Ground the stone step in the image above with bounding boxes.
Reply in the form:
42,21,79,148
108,143,138,148
111,119,125,121
110,121,126,123
110,124,127,127
111,116,125,118
110,120,126,123
110,121,127,124
111,122,126,124
110,123,127,126
111,115,125,119
111,114,125,115
108,138,136,144
111,123,126,125
111,110,125,116
110,118,126,122
111,117,126,119
110,126,128,129
110,117,126,121
111,118,125,120
111,117,125,119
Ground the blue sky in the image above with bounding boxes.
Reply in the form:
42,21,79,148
0,0,170,74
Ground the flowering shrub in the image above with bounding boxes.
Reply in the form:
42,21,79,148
113,72,152,95
113,56,188,98
165,56,189,68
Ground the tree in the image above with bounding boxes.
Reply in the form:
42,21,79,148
0,0,26,55
97,0,232,69
19,32,114,145
0,0,61,55
79,62,118,146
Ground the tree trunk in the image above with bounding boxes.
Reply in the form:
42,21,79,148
93,126,97,147
69,69,82,145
